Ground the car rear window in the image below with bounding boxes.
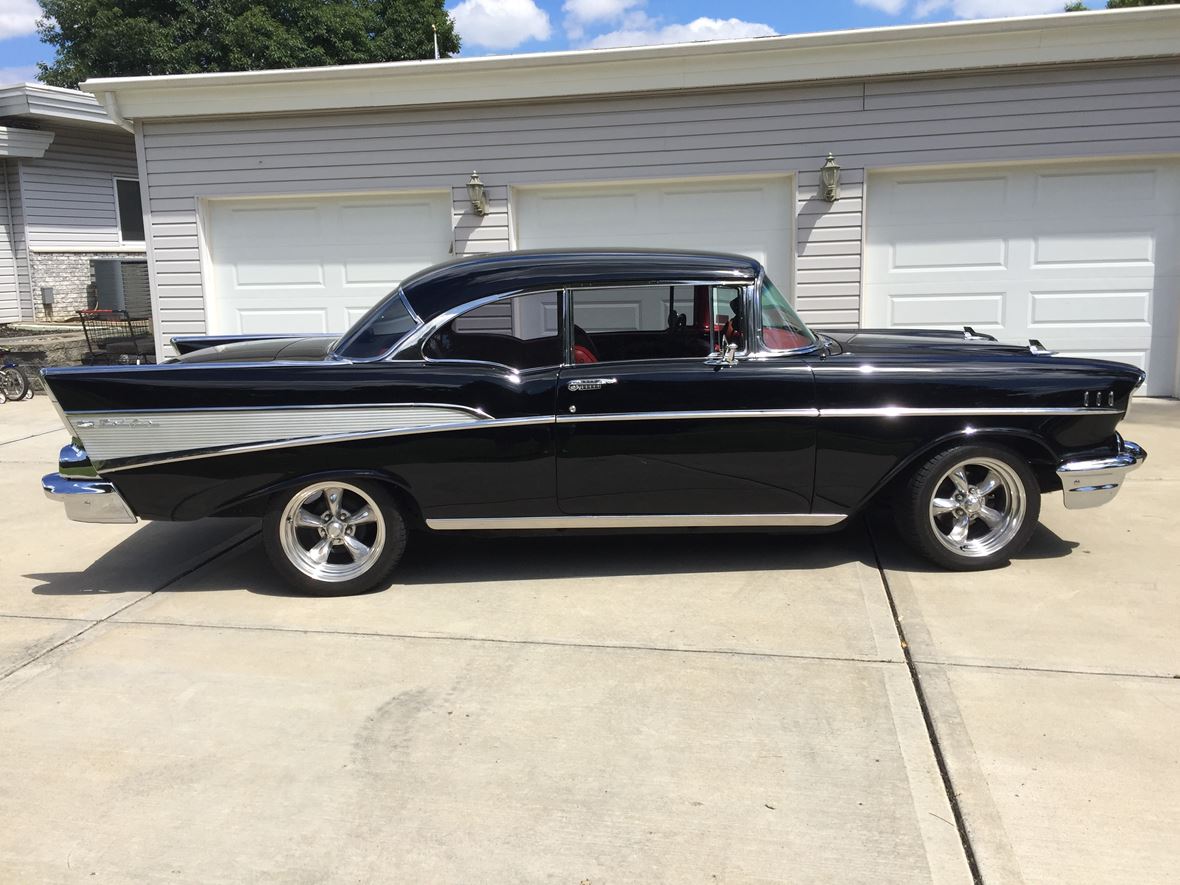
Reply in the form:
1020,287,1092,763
334,292,419,360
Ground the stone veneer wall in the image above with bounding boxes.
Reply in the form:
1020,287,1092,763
28,251,145,322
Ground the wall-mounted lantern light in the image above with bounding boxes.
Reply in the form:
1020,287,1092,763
819,153,841,203
466,171,490,216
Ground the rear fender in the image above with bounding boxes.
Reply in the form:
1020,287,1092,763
208,468,423,525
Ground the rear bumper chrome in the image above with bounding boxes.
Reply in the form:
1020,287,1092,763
41,473,137,524
1057,437,1147,510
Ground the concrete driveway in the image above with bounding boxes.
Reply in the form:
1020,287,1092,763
1,396,1176,883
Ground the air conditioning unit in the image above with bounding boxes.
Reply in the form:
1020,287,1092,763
92,258,151,319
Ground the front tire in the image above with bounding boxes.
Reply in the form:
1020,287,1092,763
0,366,29,402
262,479,406,596
898,444,1040,570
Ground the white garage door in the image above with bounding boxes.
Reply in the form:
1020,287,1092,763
864,162,1180,396
206,192,452,334
514,176,793,289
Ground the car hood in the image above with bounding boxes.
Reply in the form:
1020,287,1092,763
174,335,338,363
820,328,1040,359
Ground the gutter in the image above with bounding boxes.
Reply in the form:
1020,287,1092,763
80,7,1180,122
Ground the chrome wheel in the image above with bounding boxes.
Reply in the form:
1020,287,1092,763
278,482,386,583
928,456,1026,558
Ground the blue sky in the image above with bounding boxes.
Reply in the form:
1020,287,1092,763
0,0,1071,83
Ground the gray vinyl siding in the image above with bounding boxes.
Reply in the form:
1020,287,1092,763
19,123,138,250
138,59,1180,340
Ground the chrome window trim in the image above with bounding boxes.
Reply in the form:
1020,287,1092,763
329,288,424,363
418,289,564,374
390,287,550,362
565,278,756,365
426,513,847,530
753,270,823,358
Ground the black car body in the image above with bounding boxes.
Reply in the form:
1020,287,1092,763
42,249,1146,594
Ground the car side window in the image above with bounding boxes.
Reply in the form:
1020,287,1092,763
423,291,560,370
569,284,745,364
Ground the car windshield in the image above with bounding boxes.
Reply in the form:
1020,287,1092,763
759,277,817,351
333,290,420,360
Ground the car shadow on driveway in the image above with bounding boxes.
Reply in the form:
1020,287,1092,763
25,512,1080,598
24,519,260,597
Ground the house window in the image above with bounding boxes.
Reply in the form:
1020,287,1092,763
114,178,145,243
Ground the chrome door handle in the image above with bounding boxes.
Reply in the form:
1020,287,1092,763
567,378,618,392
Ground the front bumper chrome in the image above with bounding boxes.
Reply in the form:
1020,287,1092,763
1057,437,1147,510
42,473,137,524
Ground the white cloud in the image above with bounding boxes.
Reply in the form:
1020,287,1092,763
561,0,644,38
588,16,776,49
0,0,41,40
855,0,908,14
563,0,643,25
914,0,1064,18
0,64,38,85
450,0,552,50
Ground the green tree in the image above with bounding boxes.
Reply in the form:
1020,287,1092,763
36,0,460,88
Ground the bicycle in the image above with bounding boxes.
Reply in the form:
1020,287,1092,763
0,350,32,404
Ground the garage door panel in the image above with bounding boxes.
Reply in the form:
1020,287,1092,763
890,236,1008,271
233,252,326,288
1031,230,1155,267
515,177,792,288
223,205,322,240
882,176,1009,221
1034,169,1158,211
865,161,1179,396
886,292,1006,329
237,308,329,335
1028,290,1152,327
209,192,451,335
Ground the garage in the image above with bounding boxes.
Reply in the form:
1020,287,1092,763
513,176,794,289
864,162,1180,396
204,192,453,334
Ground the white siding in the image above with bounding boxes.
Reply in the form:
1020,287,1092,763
19,124,139,250
138,60,1180,343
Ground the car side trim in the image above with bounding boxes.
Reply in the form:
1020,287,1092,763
817,406,1121,418
557,408,820,423
426,513,847,530
84,403,1121,473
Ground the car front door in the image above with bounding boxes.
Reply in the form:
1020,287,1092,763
556,282,817,516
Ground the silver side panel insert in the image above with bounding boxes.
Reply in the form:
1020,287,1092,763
426,513,847,530
68,403,492,462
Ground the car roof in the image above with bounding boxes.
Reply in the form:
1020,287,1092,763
399,248,763,321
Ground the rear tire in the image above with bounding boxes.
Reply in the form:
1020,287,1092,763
262,479,406,596
898,444,1040,571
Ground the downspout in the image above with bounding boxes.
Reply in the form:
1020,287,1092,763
0,159,21,317
98,92,134,133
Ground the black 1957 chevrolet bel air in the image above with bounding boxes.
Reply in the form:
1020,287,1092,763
41,249,1146,596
